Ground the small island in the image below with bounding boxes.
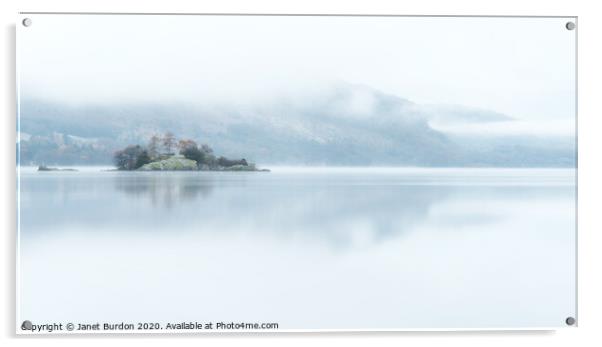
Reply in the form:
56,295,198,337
113,132,269,172
37,165,78,172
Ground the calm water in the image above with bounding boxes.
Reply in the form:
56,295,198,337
18,167,576,329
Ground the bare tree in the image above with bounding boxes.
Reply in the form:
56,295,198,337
147,134,161,160
162,132,176,155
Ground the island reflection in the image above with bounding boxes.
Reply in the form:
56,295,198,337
15,170,538,248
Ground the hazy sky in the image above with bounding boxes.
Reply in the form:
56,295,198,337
18,14,576,134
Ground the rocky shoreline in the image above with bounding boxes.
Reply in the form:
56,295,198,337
136,156,269,172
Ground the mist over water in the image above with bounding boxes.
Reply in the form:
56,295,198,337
18,16,576,170
18,168,576,329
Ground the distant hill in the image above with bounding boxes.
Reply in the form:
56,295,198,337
17,83,575,167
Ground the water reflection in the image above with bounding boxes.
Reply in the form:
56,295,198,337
18,169,576,328
113,174,214,209
18,170,574,248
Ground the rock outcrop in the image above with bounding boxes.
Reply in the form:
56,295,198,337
138,157,198,171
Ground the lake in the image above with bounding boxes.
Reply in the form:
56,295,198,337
17,167,576,330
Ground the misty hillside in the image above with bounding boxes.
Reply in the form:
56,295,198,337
17,83,575,167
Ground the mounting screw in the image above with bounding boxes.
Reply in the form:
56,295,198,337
565,316,576,326
21,320,33,330
22,18,32,27
565,21,576,30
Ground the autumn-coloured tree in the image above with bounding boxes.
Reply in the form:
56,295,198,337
178,139,198,154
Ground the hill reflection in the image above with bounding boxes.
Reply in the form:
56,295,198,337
15,170,549,248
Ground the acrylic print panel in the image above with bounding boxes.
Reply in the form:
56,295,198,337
16,14,576,333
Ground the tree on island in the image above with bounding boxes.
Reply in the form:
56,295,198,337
162,132,177,155
113,132,260,171
147,134,161,160
178,139,219,167
179,140,204,163
114,145,151,170
217,157,248,167
177,139,197,153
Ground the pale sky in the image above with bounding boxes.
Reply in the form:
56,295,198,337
18,14,576,134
